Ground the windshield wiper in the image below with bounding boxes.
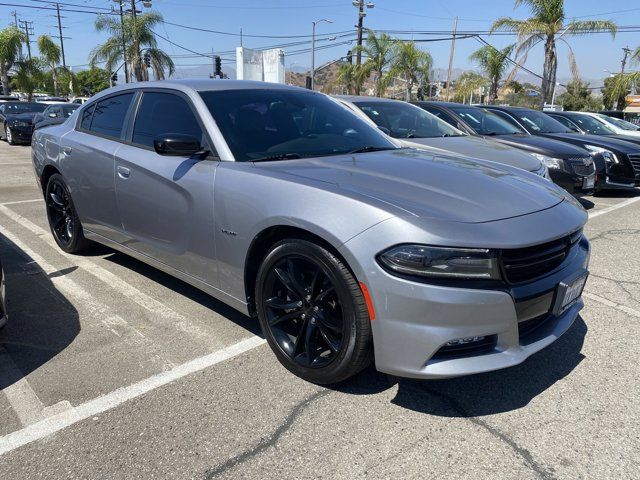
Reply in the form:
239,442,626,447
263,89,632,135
347,146,395,154
252,153,302,162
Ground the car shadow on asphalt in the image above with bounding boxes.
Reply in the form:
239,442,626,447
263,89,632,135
336,317,587,417
0,235,80,390
103,251,262,336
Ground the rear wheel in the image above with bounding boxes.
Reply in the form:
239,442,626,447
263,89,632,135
255,239,372,384
45,174,90,253
5,125,15,145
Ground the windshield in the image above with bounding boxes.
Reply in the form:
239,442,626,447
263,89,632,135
597,114,640,131
565,114,616,135
449,106,524,135
200,90,397,161
62,104,80,117
4,102,46,114
511,109,572,134
354,101,465,139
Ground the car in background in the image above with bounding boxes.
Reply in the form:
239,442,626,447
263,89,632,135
36,96,68,105
0,102,47,145
334,96,549,180
34,103,80,130
415,101,596,195
33,80,590,383
483,105,639,190
550,111,640,139
597,114,640,134
0,256,6,330
0,95,19,103
70,96,90,105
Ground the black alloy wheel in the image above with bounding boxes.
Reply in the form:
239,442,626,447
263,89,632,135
45,174,89,253
256,239,372,384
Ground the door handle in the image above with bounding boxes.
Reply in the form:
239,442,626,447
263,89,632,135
117,166,130,179
62,147,72,156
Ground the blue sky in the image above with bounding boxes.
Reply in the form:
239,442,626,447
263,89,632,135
3,0,640,84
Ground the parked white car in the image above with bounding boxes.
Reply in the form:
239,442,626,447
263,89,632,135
591,113,640,137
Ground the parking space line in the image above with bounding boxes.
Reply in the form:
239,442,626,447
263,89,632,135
588,196,640,219
583,291,640,319
0,205,213,340
0,346,46,426
0,199,42,206
0,335,265,457
0,162,32,166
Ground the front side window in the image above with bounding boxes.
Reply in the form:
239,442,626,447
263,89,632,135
89,93,135,139
566,114,615,135
451,107,524,135
133,92,206,150
200,89,396,161
551,115,582,132
512,110,571,134
355,101,465,139
597,114,640,131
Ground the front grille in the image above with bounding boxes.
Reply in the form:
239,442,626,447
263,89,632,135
628,154,640,176
566,157,595,176
501,230,582,284
432,335,497,359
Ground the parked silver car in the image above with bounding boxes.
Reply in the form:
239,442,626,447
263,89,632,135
334,95,550,179
32,80,589,383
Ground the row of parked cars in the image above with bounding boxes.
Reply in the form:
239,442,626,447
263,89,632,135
0,100,79,144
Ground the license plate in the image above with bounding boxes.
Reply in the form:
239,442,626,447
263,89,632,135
583,176,595,189
556,272,588,314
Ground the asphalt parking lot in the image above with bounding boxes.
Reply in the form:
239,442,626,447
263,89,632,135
0,142,639,480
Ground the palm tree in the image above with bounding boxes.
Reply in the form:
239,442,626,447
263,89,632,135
491,0,616,105
13,58,44,101
90,11,174,82
390,41,432,101
0,27,24,95
469,44,514,104
453,71,489,104
37,35,62,95
335,63,367,95
360,30,395,97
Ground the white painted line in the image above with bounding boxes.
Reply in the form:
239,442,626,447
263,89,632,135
588,196,640,219
0,335,265,456
0,224,175,373
0,346,46,426
583,291,640,318
0,199,42,206
0,162,31,166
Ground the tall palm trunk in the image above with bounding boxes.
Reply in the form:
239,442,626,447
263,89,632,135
489,79,499,104
1,71,9,96
52,66,59,96
541,35,557,105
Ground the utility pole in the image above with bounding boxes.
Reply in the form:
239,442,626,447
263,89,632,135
353,1,374,95
18,20,34,60
11,11,18,27
621,46,632,75
116,1,129,83
240,28,243,47
55,3,67,71
445,16,458,101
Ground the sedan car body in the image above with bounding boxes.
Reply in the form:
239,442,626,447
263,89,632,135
596,113,640,135
334,95,549,179
32,80,590,383
415,101,597,195
34,103,80,130
0,102,47,145
484,105,639,189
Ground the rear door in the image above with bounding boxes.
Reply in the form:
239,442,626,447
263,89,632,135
113,90,219,285
60,92,136,241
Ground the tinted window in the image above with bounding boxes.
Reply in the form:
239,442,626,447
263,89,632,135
80,104,95,130
510,109,571,134
550,115,581,132
355,101,464,139
62,104,80,117
3,102,46,114
133,92,205,149
200,89,396,162
423,107,458,127
89,93,134,139
566,114,615,135
450,106,525,135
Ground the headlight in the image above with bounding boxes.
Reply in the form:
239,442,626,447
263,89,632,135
377,244,501,280
530,153,564,170
584,144,619,164
11,121,30,127
532,164,551,180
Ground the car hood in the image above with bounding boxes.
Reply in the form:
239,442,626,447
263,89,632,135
5,112,38,123
544,133,640,154
255,149,568,223
488,134,590,157
401,135,541,172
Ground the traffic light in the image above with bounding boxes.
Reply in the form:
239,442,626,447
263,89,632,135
144,52,151,68
111,72,118,82
214,56,222,77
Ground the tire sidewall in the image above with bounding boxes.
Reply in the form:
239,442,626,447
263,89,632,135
5,126,14,145
255,239,363,384
45,174,85,253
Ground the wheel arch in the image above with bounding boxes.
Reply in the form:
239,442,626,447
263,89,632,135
40,164,61,193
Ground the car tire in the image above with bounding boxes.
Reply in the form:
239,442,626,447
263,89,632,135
45,174,91,253
255,238,372,384
5,125,15,145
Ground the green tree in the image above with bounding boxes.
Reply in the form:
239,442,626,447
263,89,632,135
335,63,367,95
491,0,616,105
469,44,514,103
390,41,432,101
0,26,24,95
604,72,639,110
37,35,62,95
90,11,174,81
11,58,44,100
360,30,395,97
453,71,489,103
74,67,110,95
559,80,602,111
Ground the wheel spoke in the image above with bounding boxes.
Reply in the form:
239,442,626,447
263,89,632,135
269,310,301,327
265,296,303,311
317,310,342,334
309,267,323,299
317,322,339,353
315,286,335,303
274,267,302,299
286,258,308,298
303,321,317,365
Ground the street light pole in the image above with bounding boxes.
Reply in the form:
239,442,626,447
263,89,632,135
311,18,332,91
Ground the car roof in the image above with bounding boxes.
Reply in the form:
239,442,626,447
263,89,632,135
413,101,471,108
334,95,404,104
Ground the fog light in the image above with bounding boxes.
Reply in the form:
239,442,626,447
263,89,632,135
445,336,486,346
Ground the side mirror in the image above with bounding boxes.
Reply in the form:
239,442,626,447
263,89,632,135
153,133,203,156
377,126,391,136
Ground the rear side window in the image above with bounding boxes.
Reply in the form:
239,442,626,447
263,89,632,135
89,93,134,139
80,104,95,130
133,92,205,149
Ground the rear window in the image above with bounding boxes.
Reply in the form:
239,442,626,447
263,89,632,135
87,93,135,139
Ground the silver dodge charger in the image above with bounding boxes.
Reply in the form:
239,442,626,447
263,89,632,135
31,80,590,384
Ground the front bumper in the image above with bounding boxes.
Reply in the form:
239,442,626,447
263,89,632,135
340,209,589,379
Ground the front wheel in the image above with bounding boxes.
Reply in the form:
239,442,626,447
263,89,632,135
5,125,15,145
255,239,372,384
45,174,90,253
